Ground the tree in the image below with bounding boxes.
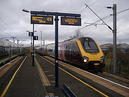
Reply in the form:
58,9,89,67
69,29,83,39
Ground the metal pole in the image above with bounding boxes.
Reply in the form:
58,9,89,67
17,40,19,54
41,31,42,50
55,15,59,87
32,24,35,66
31,35,32,50
9,44,11,59
12,37,15,55
113,4,117,73
43,40,45,46
43,40,45,53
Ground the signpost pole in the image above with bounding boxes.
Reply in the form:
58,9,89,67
31,33,32,50
32,24,35,66
55,15,59,87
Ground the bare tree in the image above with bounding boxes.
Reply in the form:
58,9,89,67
69,29,83,39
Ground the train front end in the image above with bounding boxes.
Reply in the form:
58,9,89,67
77,37,105,72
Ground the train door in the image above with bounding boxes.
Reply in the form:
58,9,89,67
71,42,82,64
60,43,65,60
64,42,71,62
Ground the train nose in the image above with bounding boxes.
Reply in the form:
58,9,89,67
100,56,104,63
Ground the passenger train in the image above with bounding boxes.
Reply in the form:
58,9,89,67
42,37,105,72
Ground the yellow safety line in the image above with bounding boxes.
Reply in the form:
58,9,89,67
0,56,27,97
42,57,109,97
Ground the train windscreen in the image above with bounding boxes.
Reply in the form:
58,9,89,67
81,38,99,53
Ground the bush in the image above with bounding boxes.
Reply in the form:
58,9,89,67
103,48,129,78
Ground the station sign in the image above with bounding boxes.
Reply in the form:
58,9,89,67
61,16,81,26
34,36,38,40
28,32,33,37
31,15,53,24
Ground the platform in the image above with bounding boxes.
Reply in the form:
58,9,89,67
0,54,126,97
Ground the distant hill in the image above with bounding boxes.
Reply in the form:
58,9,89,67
100,43,113,49
117,43,129,49
100,43,129,51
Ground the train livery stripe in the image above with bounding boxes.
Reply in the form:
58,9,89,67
42,57,109,97
0,56,27,97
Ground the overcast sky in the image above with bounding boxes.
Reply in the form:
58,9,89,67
0,0,129,46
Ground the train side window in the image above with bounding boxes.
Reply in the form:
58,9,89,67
58,46,61,51
65,44,67,49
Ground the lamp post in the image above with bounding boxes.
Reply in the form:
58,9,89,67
107,4,117,73
22,9,35,66
10,36,16,56
27,30,33,49
27,30,37,50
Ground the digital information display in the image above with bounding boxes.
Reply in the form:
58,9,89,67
61,17,81,26
31,15,53,24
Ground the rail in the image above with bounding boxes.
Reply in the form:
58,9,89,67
44,56,129,97
63,84,77,97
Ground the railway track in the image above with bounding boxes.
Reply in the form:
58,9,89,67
41,55,129,88
0,56,25,95
97,72,129,87
0,56,22,77
41,55,129,97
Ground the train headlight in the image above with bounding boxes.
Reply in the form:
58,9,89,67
83,56,88,63
100,56,104,62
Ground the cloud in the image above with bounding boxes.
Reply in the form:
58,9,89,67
0,0,129,46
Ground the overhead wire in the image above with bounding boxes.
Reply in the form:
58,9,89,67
79,3,129,31
84,2,113,31
80,14,112,30
117,8,129,14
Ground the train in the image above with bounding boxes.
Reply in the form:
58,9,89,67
40,37,105,72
